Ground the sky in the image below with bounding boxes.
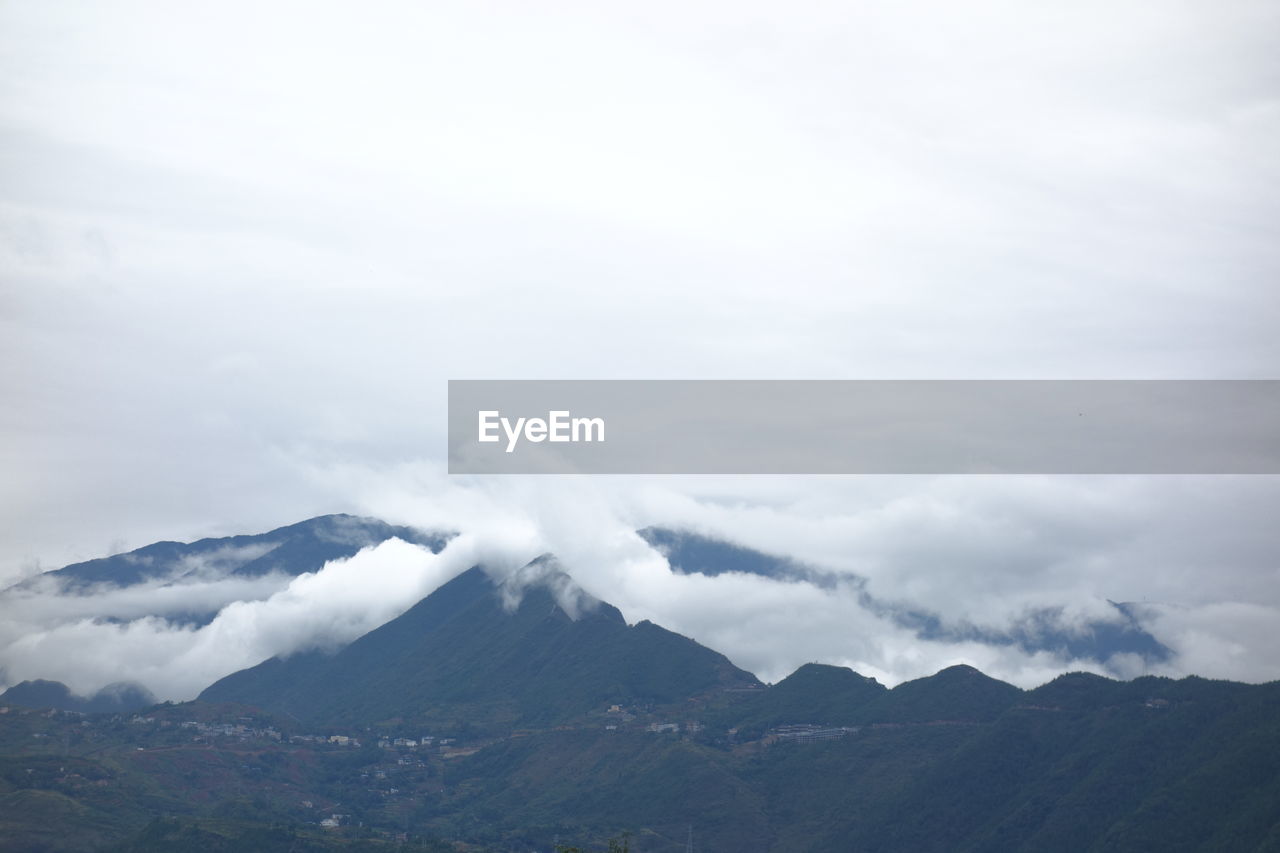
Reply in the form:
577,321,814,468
1,1,1278,698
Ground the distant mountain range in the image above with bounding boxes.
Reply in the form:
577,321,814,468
189,557,1275,851
641,526,1171,665
0,515,456,715
2,517,1276,851
0,519,1179,718
0,679,156,715
5,514,1274,845
11,514,453,593
9,519,1167,668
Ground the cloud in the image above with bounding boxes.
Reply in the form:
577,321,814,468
0,4,1276,698
1,472,1277,699
330,467,1280,688
0,537,469,700
1143,601,1280,683
3,1,1278,576
1,571,291,636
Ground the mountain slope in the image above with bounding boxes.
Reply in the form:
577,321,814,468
199,560,760,731
637,527,836,586
713,663,886,736
637,527,1169,666
20,514,453,592
4,648,1277,851
857,663,1023,723
432,672,1280,852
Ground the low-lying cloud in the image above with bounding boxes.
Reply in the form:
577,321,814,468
1,473,1276,702
356,471,1280,689
0,538,468,700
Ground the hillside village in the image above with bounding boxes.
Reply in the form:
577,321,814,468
0,693,911,853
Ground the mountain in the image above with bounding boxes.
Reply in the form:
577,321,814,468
3,520,1276,851
199,558,760,732
637,526,836,586
3,572,1278,851
18,514,453,592
432,668,1280,852
857,663,1023,723
711,663,886,735
715,663,1023,738
638,526,1170,666
0,679,156,714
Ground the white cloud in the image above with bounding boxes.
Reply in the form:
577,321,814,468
1,472,1277,698
0,537,466,700
1145,601,1280,683
339,469,1280,687
0,3,1276,696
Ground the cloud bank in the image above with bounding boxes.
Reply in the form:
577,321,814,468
0,4,1276,701
2,1,1277,577
3,473,1275,702
0,538,466,700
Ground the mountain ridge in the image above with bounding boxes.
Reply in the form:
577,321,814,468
199,560,761,732
11,514,454,593
0,678,157,714
638,525,1170,666
4,518,1277,850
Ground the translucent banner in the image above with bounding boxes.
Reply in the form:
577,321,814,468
447,380,1280,474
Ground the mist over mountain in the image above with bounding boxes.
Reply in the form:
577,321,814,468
0,517,462,701
6,0,1277,847
188,563,1280,851
14,514,453,595
200,558,759,731
0,679,156,714
641,526,1171,667
0,515,1227,709
3,548,1276,852
639,526,836,585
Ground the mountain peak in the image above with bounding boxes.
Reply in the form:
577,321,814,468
200,557,757,730
860,664,1022,723
936,663,983,677
0,678,156,714
495,554,618,623
14,514,454,594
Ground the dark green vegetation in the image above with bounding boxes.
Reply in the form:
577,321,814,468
0,704,459,852
3,559,1278,851
699,661,1024,741
108,817,453,853
5,669,1277,852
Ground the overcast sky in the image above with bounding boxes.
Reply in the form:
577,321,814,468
2,2,1278,695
